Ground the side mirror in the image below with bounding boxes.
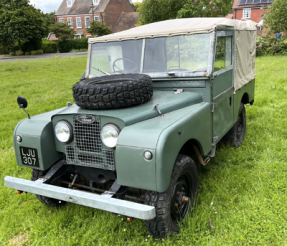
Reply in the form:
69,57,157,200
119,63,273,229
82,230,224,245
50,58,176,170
17,96,28,109
17,96,30,119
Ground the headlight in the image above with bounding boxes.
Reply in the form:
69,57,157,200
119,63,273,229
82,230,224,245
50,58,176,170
100,124,120,148
55,120,73,143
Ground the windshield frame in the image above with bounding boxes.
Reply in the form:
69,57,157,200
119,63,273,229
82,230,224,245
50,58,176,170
87,31,216,79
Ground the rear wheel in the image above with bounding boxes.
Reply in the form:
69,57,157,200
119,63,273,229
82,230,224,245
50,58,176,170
31,169,66,208
144,155,198,238
224,102,246,147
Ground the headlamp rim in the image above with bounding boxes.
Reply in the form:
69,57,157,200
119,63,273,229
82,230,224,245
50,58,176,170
55,120,73,143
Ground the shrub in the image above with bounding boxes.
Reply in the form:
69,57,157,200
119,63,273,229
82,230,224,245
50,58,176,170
72,38,88,50
25,52,30,55
15,50,24,56
31,50,38,55
22,39,42,52
11,40,42,53
256,37,287,56
42,41,57,53
36,50,43,54
58,40,73,53
9,52,15,56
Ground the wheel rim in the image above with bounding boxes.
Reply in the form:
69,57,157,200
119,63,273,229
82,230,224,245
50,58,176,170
170,173,192,221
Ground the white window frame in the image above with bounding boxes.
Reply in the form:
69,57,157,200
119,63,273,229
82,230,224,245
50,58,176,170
85,16,90,28
94,16,100,22
67,17,73,28
67,0,72,7
76,17,82,28
243,8,251,19
59,18,64,23
93,0,100,4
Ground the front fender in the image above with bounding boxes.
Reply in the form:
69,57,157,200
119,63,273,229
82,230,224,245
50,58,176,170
13,108,64,171
116,102,212,192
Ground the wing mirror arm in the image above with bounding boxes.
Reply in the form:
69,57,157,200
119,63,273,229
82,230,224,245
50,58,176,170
17,96,31,119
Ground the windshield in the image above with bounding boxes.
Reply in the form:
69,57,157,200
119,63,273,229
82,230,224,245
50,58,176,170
89,33,211,78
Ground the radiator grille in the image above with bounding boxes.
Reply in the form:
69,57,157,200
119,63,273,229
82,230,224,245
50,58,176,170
65,115,116,170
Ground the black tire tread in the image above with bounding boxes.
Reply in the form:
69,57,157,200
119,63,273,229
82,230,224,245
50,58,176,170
73,74,153,110
31,169,66,208
144,155,198,238
224,102,246,147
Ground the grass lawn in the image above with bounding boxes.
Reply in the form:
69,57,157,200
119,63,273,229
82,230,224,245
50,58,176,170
0,55,287,245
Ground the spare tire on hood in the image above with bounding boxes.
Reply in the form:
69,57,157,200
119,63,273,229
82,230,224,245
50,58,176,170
73,74,153,110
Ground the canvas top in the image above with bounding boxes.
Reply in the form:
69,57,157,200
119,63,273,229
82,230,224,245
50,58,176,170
89,17,257,43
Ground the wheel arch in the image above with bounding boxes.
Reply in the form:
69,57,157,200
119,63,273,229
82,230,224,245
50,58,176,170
179,139,204,161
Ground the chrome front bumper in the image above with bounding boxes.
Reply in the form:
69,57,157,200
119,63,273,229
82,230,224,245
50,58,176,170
4,176,156,220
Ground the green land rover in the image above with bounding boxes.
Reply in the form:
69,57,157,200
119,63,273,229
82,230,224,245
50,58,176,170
5,18,256,238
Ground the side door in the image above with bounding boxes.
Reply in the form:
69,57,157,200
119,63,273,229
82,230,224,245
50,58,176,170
212,31,235,145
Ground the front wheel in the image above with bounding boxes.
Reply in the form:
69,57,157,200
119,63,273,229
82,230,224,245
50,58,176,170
144,155,198,238
31,169,66,208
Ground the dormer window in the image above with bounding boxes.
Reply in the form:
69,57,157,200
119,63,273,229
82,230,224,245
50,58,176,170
93,0,100,5
67,0,72,7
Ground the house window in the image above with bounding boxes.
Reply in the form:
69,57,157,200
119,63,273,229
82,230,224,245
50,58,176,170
93,0,100,4
59,18,64,23
67,0,72,7
85,17,90,28
243,8,251,19
67,17,73,28
76,17,82,28
94,16,100,22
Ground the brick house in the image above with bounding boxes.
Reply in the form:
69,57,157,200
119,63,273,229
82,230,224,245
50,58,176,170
231,0,274,22
54,0,136,38
229,0,274,35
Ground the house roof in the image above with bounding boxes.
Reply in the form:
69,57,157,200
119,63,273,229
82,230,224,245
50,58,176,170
89,18,257,43
55,0,110,16
113,12,139,33
232,0,274,9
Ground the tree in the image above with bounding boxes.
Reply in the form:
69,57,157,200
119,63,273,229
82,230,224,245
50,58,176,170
138,0,233,25
86,21,111,37
0,0,46,51
138,0,187,25
131,1,142,12
42,11,56,37
264,0,287,35
177,0,233,19
50,22,76,41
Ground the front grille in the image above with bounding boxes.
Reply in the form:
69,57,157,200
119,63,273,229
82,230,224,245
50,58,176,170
65,115,116,170
74,117,102,153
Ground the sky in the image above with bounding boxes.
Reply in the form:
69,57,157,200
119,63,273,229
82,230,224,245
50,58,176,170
29,0,142,14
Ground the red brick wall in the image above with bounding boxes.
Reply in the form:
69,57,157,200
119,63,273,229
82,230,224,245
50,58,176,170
233,8,267,23
55,15,102,37
103,0,135,30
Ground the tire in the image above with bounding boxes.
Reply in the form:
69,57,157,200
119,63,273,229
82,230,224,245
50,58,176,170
144,155,198,238
73,74,153,110
31,169,66,208
224,102,246,147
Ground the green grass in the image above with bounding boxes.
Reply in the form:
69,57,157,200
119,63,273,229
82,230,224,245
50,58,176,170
0,55,287,245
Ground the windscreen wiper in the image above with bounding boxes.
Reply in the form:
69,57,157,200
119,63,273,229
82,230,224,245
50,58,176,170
92,66,110,75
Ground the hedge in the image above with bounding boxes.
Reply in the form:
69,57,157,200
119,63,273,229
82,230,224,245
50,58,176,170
256,37,287,56
57,38,88,53
58,41,73,53
72,38,89,50
15,50,24,56
42,41,57,53
12,40,42,53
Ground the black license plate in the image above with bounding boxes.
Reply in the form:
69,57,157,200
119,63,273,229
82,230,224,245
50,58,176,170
20,147,40,167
